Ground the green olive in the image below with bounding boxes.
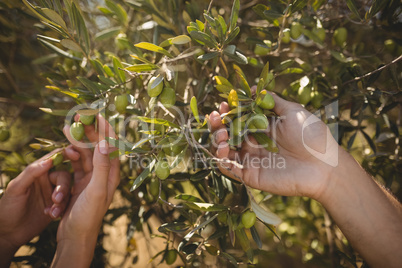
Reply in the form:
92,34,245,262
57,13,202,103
311,91,324,109
162,137,185,156
70,122,85,141
155,159,170,180
51,152,64,166
241,210,257,229
149,177,160,197
312,27,326,42
115,94,129,114
254,40,272,56
0,127,10,142
256,90,275,110
114,32,129,50
290,22,302,39
247,114,269,132
147,76,164,97
165,249,177,265
334,27,347,47
298,86,312,105
217,212,228,223
159,87,176,107
384,39,396,53
80,114,95,125
282,28,291,44
230,117,245,137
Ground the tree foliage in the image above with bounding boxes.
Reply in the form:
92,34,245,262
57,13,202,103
0,0,401,267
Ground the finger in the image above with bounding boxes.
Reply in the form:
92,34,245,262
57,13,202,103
219,102,230,114
11,158,53,193
64,145,80,161
49,171,71,205
70,144,93,173
87,140,111,198
208,111,223,132
107,156,120,202
269,92,296,116
250,85,257,95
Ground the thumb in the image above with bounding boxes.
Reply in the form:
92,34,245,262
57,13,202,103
88,140,111,195
269,92,295,116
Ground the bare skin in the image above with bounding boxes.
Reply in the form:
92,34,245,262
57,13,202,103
51,114,120,268
209,94,402,267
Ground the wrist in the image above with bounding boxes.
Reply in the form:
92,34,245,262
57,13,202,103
314,146,368,206
0,236,19,267
52,238,97,268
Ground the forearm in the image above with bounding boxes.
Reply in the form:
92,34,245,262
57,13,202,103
51,238,97,268
318,147,402,267
0,237,18,268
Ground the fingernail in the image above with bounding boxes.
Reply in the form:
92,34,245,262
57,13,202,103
52,207,60,218
55,192,63,203
44,207,50,214
99,140,108,155
40,159,51,167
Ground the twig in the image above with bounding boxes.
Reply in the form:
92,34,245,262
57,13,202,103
343,55,402,86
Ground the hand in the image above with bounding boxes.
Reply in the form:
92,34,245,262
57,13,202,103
209,93,339,200
51,114,120,267
0,149,75,266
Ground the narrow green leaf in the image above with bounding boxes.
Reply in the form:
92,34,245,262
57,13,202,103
250,226,262,249
125,64,159,72
94,27,121,41
225,51,248,65
214,76,233,87
224,26,240,45
130,159,156,191
290,0,308,13
251,132,278,152
171,35,192,45
361,130,377,153
60,39,83,53
366,0,388,19
347,132,357,150
217,15,227,35
45,85,79,99
250,196,281,225
229,0,240,33
98,75,116,86
279,68,304,75
221,252,238,267
38,39,81,60
72,2,90,54
197,51,220,61
190,96,200,124
175,194,204,203
112,56,126,83
190,31,218,48
190,169,211,181
134,42,173,58
158,222,189,234
41,8,67,30
135,116,180,129
233,65,251,97
346,0,361,19
39,108,69,116
185,202,227,212
105,0,128,25
263,9,283,20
